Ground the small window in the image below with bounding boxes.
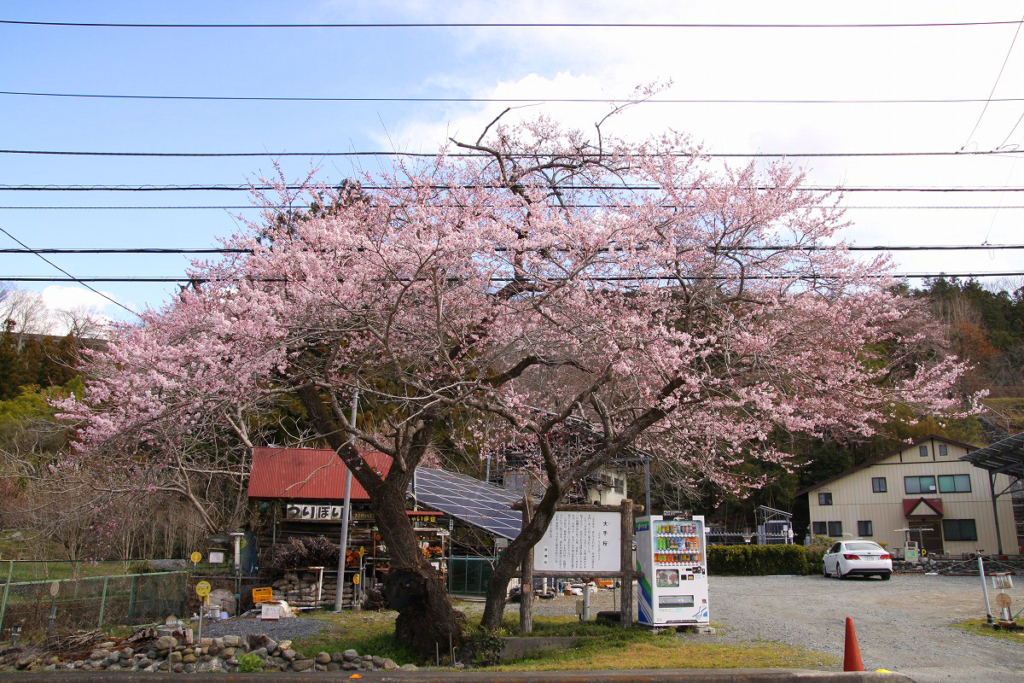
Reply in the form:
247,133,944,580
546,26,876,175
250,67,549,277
829,543,841,553
919,445,929,457
812,521,827,535
871,477,887,493
939,444,949,456
827,521,843,537
818,492,833,506
857,520,873,537
905,476,937,494
942,519,978,542
938,474,972,493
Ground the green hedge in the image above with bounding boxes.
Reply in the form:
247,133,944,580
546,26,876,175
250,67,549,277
707,544,826,576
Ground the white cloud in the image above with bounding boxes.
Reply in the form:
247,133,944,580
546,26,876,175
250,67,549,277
359,0,1024,279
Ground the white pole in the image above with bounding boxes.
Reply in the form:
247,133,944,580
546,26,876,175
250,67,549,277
978,555,993,623
334,386,360,611
582,583,591,621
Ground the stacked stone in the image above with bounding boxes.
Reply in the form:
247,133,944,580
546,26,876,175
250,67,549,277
5,634,418,674
270,571,346,608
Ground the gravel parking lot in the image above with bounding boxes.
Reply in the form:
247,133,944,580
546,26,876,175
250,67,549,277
707,574,1023,683
475,574,1022,683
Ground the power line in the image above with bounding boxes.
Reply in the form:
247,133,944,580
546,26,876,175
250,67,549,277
1,148,1020,158
5,90,1024,105
3,184,1024,192
3,19,1021,29
962,10,1024,147
0,227,138,316
2,245,1023,255
3,204,1024,211
2,271,1021,283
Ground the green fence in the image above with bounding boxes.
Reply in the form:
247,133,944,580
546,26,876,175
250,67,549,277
449,556,496,595
0,569,189,637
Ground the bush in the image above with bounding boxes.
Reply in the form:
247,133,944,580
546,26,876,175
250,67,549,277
237,653,265,673
707,544,824,576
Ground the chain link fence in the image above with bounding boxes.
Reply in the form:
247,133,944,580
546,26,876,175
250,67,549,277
0,569,189,637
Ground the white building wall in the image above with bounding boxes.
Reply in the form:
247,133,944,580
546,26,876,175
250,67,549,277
808,438,1017,556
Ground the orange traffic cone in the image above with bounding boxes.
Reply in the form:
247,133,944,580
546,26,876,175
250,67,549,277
843,617,864,672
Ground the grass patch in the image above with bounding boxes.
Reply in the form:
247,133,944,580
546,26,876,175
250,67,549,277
289,610,417,665
956,618,1024,645
488,621,837,672
290,610,836,671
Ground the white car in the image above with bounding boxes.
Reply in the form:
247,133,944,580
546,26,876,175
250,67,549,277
822,540,892,580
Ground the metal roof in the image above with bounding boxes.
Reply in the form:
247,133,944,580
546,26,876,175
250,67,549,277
249,448,522,539
248,447,392,501
411,467,523,540
960,432,1024,475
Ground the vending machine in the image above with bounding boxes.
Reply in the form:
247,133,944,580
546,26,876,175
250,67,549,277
635,514,709,626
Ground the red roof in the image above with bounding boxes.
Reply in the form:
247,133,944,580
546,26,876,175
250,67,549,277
248,447,393,501
902,497,944,517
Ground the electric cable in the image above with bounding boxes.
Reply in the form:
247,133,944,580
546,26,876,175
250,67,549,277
5,90,1024,105
0,226,138,316
3,19,1021,29
3,184,1024,192
962,10,1024,148
0,148,1020,158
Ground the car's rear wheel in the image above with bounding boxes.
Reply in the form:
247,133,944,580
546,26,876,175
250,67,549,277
880,573,891,581
837,566,847,580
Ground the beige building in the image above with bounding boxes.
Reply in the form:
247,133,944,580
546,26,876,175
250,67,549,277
799,436,1018,557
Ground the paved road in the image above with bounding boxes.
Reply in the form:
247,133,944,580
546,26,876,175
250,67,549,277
707,574,1023,683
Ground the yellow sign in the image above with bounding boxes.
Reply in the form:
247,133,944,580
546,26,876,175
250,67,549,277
352,574,360,585
195,580,212,598
190,551,202,564
358,546,365,557
252,587,274,603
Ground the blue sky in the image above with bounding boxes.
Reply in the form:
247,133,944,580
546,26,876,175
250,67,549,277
3,1,1024,327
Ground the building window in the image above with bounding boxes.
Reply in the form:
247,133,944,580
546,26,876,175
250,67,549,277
871,477,887,493
827,521,843,537
905,475,937,494
919,445,929,457
812,521,827,536
938,474,971,493
818,492,833,506
942,519,978,542
939,444,949,456
858,521,873,537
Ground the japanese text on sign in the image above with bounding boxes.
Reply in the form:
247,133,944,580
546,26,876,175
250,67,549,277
533,511,621,573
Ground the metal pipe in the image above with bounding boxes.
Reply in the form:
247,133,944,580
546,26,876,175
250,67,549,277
0,560,13,633
644,456,652,515
978,555,993,624
989,471,1004,555
335,386,359,611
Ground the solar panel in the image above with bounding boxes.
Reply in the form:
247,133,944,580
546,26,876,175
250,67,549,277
409,468,523,539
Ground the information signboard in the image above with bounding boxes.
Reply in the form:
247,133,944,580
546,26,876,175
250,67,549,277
533,510,621,573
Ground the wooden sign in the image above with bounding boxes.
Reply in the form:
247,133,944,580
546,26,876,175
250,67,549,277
252,587,274,603
534,511,622,573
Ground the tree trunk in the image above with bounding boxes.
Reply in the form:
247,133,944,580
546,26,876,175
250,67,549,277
480,483,562,631
371,479,465,661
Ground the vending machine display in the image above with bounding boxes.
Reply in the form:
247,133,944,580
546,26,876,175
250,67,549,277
635,514,709,626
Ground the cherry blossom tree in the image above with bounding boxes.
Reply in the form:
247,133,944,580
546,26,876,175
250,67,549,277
58,114,973,653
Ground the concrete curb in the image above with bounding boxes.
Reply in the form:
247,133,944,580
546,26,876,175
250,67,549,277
11,669,916,682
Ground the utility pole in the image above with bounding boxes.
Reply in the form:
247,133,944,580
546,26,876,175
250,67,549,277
334,385,359,610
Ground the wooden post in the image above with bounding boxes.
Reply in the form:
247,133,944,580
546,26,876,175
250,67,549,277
520,497,534,634
619,499,634,628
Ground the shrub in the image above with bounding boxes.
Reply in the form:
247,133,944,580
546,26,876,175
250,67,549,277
237,653,265,673
707,544,824,576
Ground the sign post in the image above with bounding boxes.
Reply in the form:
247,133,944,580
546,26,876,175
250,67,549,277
195,580,212,642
